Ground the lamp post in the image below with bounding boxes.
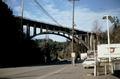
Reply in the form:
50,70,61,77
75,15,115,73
105,15,111,64
103,15,114,74
69,0,79,66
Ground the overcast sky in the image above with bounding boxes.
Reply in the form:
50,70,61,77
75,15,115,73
6,0,120,42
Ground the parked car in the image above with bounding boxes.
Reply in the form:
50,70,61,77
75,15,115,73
82,58,95,68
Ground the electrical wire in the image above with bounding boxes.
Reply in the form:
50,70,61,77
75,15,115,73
33,0,61,26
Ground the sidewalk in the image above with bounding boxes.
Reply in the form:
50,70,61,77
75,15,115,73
44,64,120,79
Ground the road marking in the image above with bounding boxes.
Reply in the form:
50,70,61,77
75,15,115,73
36,65,67,79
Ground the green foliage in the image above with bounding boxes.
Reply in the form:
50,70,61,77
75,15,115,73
100,32,108,44
102,16,120,44
0,1,46,66
34,39,69,60
93,16,120,44
110,24,120,43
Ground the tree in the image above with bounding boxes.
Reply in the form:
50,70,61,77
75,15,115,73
0,1,43,66
110,23,120,43
92,20,103,49
108,16,120,43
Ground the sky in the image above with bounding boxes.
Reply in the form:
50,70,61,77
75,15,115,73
5,0,120,42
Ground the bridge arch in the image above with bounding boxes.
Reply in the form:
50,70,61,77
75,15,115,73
30,32,72,41
30,31,89,50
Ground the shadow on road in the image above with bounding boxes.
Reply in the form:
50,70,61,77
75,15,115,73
0,60,83,68
0,78,10,79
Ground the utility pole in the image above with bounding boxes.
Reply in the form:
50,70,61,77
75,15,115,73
21,0,24,32
45,29,49,64
69,0,79,66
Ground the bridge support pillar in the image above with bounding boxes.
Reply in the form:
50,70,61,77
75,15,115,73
84,36,88,44
26,24,30,38
81,35,85,42
90,33,93,50
63,32,65,36
33,25,36,36
40,26,42,33
87,33,90,50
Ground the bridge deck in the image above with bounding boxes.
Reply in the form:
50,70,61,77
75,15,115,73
15,17,89,35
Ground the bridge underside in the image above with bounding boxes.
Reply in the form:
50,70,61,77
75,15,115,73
15,17,95,51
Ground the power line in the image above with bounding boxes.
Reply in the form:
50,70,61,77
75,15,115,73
33,0,61,26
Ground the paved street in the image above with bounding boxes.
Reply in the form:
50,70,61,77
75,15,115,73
0,64,119,79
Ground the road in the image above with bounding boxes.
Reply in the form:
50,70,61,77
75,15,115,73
0,64,119,79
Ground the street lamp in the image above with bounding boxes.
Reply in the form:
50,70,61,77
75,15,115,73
69,0,79,66
103,15,114,74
